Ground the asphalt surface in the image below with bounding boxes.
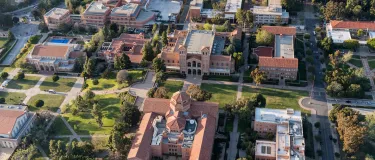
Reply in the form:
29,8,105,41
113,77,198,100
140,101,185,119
305,18,336,160
0,36,28,65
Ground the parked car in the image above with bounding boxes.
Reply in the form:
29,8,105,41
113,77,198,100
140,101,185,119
48,89,56,94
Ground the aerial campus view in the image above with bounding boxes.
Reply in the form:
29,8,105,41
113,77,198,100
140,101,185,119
0,0,374,159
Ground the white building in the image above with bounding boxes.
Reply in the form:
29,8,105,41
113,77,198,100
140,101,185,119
326,20,375,44
224,0,242,20
253,108,305,160
0,105,36,149
251,0,289,24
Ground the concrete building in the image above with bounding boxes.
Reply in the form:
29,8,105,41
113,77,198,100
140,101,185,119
224,0,242,20
98,33,150,64
253,26,298,80
159,26,239,76
82,1,112,27
110,3,156,28
251,0,288,24
26,42,85,72
326,20,375,44
44,8,72,30
254,108,305,160
127,91,219,160
0,105,36,149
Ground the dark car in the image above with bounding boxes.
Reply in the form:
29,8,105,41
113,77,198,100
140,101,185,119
345,100,351,103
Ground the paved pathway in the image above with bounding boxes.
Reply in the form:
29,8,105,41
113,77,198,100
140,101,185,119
129,71,155,110
0,36,28,65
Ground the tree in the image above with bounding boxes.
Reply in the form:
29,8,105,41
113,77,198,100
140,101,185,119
11,145,37,160
222,20,232,32
357,29,364,37
161,31,168,46
303,33,311,40
82,58,96,78
367,38,375,50
320,37,334,54
322,1,345,20
251,68,267,86
155,71,167,84
166,24,171,34
108,129,132,158
0,97,5,104
186,85,212,101
1,72,8,79
114,53,132,70
366,112,375,141
91,103,103,127
342,51,353,62
84,89,96,100
49,140,65,158
256,30,274,46
152,24,158,34
343,39,360,50
52,75,59,82
34,100,44,108
121,102,141,127
116,70,128,84
153,87,168,99
203,23,212,30
225,44,236,55
281,0,303,12
353,5,362,16
142,41,155,61
152,58,166,72
16,72,25,80
326,81,344,97
233,52,243,70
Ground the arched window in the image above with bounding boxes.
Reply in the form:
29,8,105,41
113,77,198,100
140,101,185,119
197,63,201,67
193,61,196,67
188,62,191,67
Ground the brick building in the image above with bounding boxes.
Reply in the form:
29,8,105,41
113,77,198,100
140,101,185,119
109,3,156,28
127,91,219,160
253,108,305,160
82,1,112,27
159,26,239,76
44,8,72,30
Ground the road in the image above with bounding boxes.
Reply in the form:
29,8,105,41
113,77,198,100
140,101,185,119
305,17,336,160
0,36,28,65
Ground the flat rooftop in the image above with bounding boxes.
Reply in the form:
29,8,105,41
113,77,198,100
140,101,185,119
45,8,69,18
328,30,351,44
268,0,281,6
277,123,290,158
275,35,294,58
255,108,302,124
84,1,109,15
251,6,283,16
255,140,276,157
111,3,140,16
145,0,182,21
225,0,242,13
190,0,203,9
184,30,215,54
31,43,76,58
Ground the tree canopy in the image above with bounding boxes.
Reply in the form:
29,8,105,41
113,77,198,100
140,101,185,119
256,30,274,46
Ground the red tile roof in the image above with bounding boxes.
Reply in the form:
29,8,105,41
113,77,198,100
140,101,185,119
189,115,216,160
261,26,296,36
210,55,231,62
258,57,298,69
330,20,375,30
253,46,274,57
0,109,25,135
127,112,156,160
31,45,69,58
143,98,170,115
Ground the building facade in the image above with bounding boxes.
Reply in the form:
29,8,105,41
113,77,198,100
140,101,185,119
99,33,150,64
254,108,305,160
326,20,375,44
128,91,219,160
26,42,85,72
109,3,156,28
82,2,112,27
44,8,72,30
251,0,288,24
159,27,237,75
0,105,36,149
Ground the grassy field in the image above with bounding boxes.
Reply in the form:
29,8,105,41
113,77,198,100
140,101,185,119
81,137,109,151
160,80,184,98
50,116,72,135
242,86,310,115
368,60,375,70
27,94,65,112
348,59,363,68
0,91,26,104
7,75,41,90
63,94,121,135
0,67,13,73
13,44,34,68
200,83,238,108
86,70,145,91
40,77,76,92
0,38,8,48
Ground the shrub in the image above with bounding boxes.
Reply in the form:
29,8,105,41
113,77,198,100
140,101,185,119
1,72,9,79
16,72,25,80
0,97,5,104
116,70,128,84
34,100,44,108
28,35,40,44
303,33,311,39
153,87,168,99
147,87,156,98
52,75,59,82
93,79,99,85
334,152,340,158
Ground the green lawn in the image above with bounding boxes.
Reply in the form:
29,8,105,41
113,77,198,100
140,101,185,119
348,59,363,68
40,77,76,92
50,116,72,135
0,38,8,48
63,94,121,135
160,80,184,98
0,91,26,104
86,70,145,91
0,67,13,73
242,87,310,115
13,44,34,68
7,75,41,90
81,137,109,151
225,117,234,133
200,83,238,108
27,94,65,112
368,60,375,70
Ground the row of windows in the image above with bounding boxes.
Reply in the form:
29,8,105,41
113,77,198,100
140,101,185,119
166,60,179,63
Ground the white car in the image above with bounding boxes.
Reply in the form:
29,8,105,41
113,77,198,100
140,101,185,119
48,89,56,94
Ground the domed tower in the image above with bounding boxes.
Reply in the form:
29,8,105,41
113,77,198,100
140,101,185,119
170,91,191,112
